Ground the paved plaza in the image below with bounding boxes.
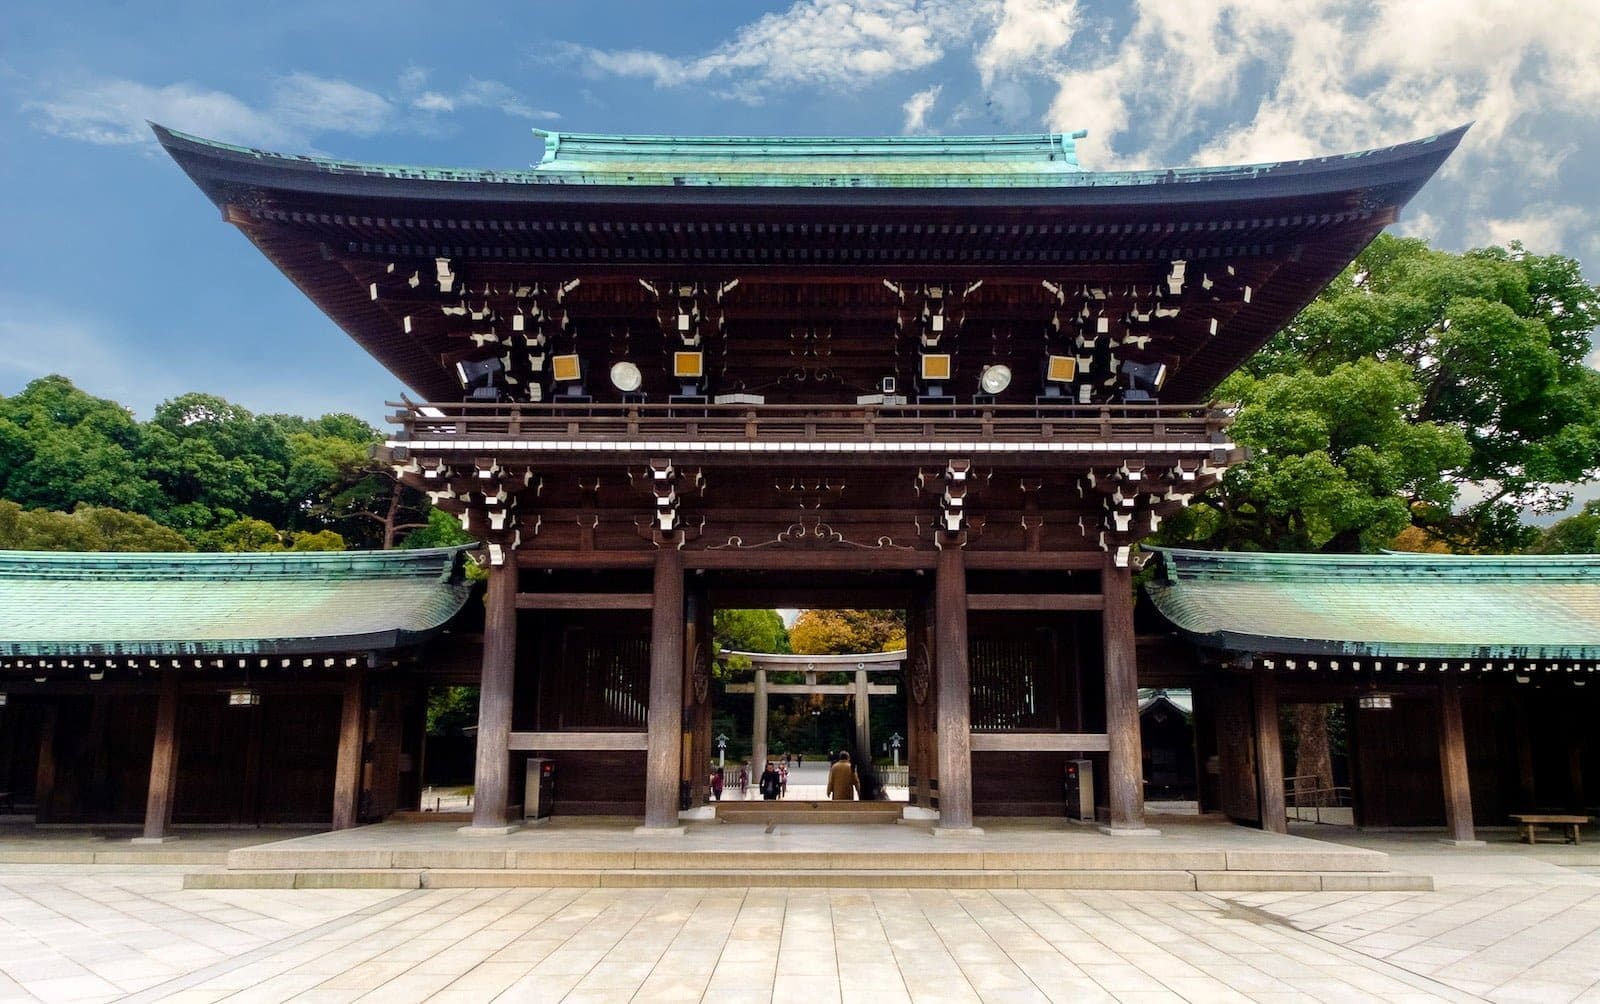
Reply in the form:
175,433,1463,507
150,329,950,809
2,825,1600,1002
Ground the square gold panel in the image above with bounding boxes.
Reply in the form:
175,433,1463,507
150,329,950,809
673,351,705,379
920,354,952,381
1045,355,1078,383
550,353,583,383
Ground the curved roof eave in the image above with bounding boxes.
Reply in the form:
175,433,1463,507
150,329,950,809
152,123,1469,207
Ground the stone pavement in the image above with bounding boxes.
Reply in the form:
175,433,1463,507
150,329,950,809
0,828,1598,1002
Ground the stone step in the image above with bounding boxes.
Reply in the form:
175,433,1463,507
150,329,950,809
184,867,1430,892
714,800,904,825
224,845,1393,873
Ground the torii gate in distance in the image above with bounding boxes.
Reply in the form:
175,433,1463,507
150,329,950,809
724,649,902,791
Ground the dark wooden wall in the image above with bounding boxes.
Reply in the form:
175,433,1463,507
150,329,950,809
546,749,647,815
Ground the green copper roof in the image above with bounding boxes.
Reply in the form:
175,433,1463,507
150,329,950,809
1145,547,1600,661
0,547,475,658
531,129,1084,183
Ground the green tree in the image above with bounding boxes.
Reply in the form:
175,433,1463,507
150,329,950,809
1244,234,1600,551
713,609,790,655
1528,500,1600,554
0,500,193,552
1163,359,1471,552
398,507,476,550
0,377,162,514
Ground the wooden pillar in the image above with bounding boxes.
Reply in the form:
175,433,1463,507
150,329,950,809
643,547,685,828
1102,557,1147,830
854,668,872,764
1438,680,1480,844
935,545,974,830
1252,671,1287,834
752,668,768,785
470,559,518,830
331,667,366,830
137,669,181,842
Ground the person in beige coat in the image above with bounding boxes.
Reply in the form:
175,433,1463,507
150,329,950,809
826,750,860,801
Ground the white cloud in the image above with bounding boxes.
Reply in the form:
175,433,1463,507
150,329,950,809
558,0,991,97
399,69,559,121
975,0,1078,87
1469,204,1594,256
902,84,942,133
24,73,393,149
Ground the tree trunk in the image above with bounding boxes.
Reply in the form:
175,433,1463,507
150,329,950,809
381,480,402,549
1290,704,1334,806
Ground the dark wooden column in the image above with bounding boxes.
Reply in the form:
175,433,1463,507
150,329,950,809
331,667,366,830
1438,680,1481,844
1252,671,1287,834
1102,557,1147,830
644,547,685,829
470,559,518,830
136,669,182,842
934,545,975,830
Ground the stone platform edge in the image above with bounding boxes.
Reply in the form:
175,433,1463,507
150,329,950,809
182,866,1431,892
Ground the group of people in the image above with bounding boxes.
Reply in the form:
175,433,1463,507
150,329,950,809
707,750,860,801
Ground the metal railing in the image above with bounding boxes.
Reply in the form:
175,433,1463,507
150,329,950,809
1284,775,1353,825
388,400,1231,447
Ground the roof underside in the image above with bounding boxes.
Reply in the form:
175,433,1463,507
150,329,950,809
1146,547,1600,661
154,125,1464,403
0,547,475,657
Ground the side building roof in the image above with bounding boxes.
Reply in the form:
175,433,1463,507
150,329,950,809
0,547,475,659
1145,547,1600,662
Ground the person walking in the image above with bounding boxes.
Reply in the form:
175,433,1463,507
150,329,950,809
826,750,860,801
759,761,781,800
778,762,788,797
737,762,749,797
710,766,724,802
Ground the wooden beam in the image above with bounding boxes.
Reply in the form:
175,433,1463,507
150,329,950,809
515,592,653,609
726,683,897,695
508,731,648,751
965,551,1105,571
1253,671,1287,834
1438,680,1479,844
330,667,366,830
684,550,937,571
967,593,1103,611
517,550,654,569
138,668,181,842
935,545,974,829
470,560,518,829
1102,557,1146,830
643,547,685,828
970,732,1111,752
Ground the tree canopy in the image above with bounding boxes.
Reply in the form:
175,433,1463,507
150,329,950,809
788,609,905,655
1165,235,1600,553
0,376,449,552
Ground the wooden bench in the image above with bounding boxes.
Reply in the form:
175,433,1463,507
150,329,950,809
1511,813,1592,845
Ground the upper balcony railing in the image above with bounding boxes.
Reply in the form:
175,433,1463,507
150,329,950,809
387,400,1233,448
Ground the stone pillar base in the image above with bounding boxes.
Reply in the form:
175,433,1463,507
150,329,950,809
1098,825,1162,837
131,835,179,844
457,823,522,836
1438,838,1486,847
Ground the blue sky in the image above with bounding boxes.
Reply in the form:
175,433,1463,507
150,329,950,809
3,0,1598,427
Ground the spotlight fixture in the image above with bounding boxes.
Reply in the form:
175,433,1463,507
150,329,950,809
609,361,643,393
454,357,504,402
978,364,1012,396
1119,359,1168,402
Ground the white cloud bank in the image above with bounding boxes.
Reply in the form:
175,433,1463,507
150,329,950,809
25,70,554,150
